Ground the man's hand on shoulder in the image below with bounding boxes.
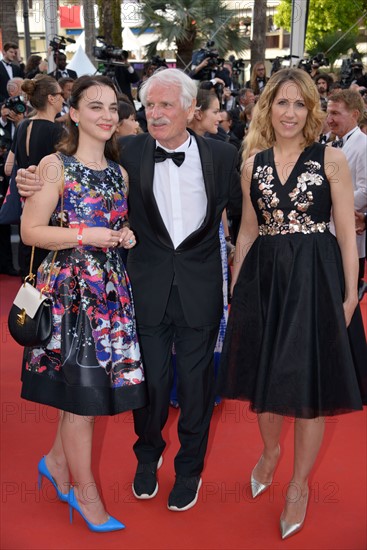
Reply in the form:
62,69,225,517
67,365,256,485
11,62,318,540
16,165,42,197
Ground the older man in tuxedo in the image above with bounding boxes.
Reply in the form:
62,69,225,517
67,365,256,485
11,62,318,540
15,69,241,511
119,69,240,512
327,89,367,300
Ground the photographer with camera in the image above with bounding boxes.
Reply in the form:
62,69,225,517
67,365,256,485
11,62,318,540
190,41,228,90
0,78,27,149
0,42,24,102
94,39,138,104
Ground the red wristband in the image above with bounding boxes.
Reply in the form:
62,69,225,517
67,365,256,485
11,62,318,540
77,224,85,246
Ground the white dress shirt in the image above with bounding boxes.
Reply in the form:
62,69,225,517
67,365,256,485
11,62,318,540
1,60,13,79
153,133,207,249
342,126,367,257
330,126,367,257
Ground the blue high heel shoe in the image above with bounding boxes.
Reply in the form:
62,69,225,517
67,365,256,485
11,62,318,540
38,456,70,503
68,487,125,532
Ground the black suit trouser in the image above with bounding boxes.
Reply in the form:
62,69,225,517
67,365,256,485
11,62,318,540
133,285,219,477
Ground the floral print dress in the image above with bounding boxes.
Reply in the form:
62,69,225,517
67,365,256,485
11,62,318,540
219,143,367,418
21,154,146,416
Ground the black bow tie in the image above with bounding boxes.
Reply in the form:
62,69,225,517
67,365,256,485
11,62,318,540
3,61,12,67
331,139,343,148
154,147,185,167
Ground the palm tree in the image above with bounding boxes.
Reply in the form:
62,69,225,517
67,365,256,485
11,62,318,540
138,0,249,69
0,0,19,45
83,0,97,65
250,0,267,68
97,0,122,47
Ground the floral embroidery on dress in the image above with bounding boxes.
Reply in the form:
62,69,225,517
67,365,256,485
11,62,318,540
253,165,281,221
254,157,329,236
288,160,324,213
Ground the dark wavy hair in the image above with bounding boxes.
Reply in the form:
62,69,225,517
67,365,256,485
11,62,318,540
24,54,42,76
57,75,119,162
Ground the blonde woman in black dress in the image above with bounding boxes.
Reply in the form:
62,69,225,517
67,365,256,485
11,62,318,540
220,68,367,539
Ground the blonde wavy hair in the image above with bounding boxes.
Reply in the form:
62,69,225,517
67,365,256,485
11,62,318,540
242,68,325,167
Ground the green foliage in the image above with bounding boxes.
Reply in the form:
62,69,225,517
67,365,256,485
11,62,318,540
138,0,249,67
307,32,360,67
274,0,367,51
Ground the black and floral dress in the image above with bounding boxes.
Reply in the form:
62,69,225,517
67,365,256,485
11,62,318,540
21,154,146,416
219,143,367,418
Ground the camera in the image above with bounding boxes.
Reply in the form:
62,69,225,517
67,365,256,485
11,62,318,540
339,54,363,88
298,53,329,74
312,52,329,67
192,41,223,71
271,56,288,75
93,36,127,63
297,59,312,73
49,35,75,53
4,96,26,114
232,58,245,75
150,55,168,68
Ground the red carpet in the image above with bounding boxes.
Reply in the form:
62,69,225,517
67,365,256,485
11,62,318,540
1,275,366,550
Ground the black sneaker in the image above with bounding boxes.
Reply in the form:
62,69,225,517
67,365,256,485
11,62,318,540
167,475,202,511
132,456,163,499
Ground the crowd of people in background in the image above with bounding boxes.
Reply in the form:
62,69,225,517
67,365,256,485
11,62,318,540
3,38,364,290
0,37,366,540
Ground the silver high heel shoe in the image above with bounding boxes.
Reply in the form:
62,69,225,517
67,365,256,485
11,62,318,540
250,444,280,498
280,489,309,540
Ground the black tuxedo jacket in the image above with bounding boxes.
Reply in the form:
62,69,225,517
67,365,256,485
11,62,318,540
0,62,24,102
114,66,139,103
48,68,77,81
119,130,241,328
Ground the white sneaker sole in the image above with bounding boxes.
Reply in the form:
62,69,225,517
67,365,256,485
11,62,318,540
167,478,202,512
132,455,163,500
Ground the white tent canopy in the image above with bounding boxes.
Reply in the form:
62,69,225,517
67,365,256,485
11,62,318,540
122,26,142,51
67,45,97,76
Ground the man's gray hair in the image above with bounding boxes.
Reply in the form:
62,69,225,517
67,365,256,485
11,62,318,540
7,77,23,96
140,68,198,110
